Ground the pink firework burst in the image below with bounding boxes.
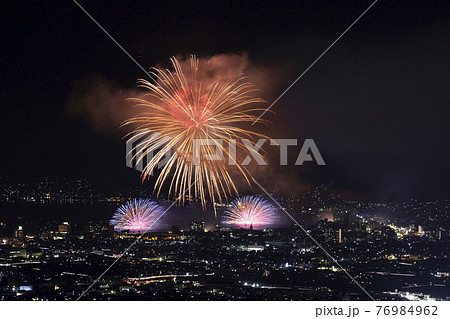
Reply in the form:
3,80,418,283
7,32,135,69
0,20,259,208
223,196,277,228
110,199,164,233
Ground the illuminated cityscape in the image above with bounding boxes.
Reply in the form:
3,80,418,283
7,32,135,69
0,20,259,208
0,178,448,300
2,0,449,310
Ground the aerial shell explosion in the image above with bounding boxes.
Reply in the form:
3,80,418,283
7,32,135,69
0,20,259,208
222,195,278,228
124,56,271,209
110,198,164,233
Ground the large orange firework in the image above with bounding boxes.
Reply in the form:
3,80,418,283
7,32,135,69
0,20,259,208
124,56,270,207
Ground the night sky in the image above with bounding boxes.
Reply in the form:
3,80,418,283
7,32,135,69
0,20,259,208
1,1,449,202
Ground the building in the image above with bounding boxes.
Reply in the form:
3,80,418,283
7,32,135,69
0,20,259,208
14,226,24,238
58,222,71,234
238,245,264,252
190,221,205,232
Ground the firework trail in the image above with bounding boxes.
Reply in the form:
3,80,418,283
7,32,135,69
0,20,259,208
110,199,164,233
222,195,277,228
124,56,271,208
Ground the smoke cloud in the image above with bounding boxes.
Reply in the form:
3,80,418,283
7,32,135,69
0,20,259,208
66,76,143,135
66,53,285,135
66,53,310,195
170,52,285,100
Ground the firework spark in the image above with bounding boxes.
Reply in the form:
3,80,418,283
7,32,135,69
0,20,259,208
124,56,271,208
222,195,277,228
110,199,163,233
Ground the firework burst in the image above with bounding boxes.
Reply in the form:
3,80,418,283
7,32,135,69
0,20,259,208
222,195,277,227
110,199,164,233
124,56,271,207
